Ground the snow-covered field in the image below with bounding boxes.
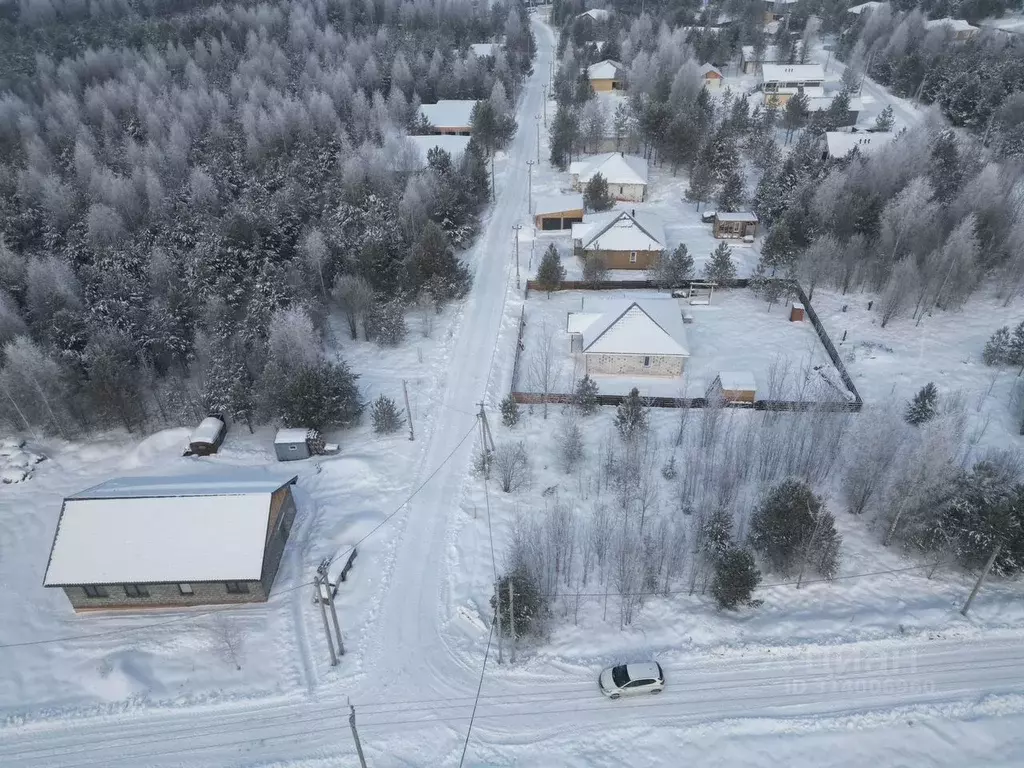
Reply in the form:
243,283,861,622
4,16,1024,768
517,287,845,398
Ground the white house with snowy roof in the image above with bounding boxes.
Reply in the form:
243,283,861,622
587,59,624,91
469,43,499,58
578,8,612,22
417,100,478,135
569,152,649,201
824,131,890,159
43,470,298,611
847,1,888,15
572,208,665,269
567,299,690,376
761,64,825,105
925,17,979,39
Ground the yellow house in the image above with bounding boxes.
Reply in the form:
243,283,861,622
587,60,624,92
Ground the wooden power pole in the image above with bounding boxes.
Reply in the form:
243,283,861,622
402,379,414,441
349,700,368,768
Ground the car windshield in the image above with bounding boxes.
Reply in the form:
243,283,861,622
611,665,630,687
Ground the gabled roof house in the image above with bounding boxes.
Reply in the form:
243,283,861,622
587,59,624,91
572,208,665,269
43,470,299,611
569,152,648,202
417,100,478,135
567,299,690,376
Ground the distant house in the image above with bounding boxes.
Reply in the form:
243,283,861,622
760,64,825,105
567,299,690,376
535,193,585,230
847,1,888,15
572,208,665,269
569,152,648,202
713,211,758,239
577,8,611,22
806,94,863,127
700,63,725,90
587,59,624,92
763,0,797,22
469,43,499,58
739,43,803,75
417,100,478,135
707,372,757,403
824,131,889,159
406,135,471,168
42,471,299,612
925,17,980,40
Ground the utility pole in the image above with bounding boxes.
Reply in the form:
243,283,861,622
535,115,541,164
478,401,496,453
525,162,534,213
508,579,516,664
326,577,345,656
513,224,523,288
961,543,1002,616
315,572,338,666
490,154,495,200
542,86,547,125
494,581,504,663
796,501,825,590
349,700,368,768
401,379,414,441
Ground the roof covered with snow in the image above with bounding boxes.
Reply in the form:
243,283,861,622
578,8,611,21
587,60,623,80
275,428,314,444
569,152,648,186
45,471,297,586
716,371,757,392
469,43,499,57
535,193,584,216
760,64,825,83
715,211,758,223
418,100,478,130
699,63,724,78
847,1,887,14
741,42,803,63
406,134,471,165
190,416,224,445
807,95,864,113
572,209,665,251
577,300,689,357
926,17,978,32
825,131,890,157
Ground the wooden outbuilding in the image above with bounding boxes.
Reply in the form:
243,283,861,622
183,414,226,457
790,302,805,322
713,211,758,239
707,372,757,404
534,194,585,230
274,428,339,462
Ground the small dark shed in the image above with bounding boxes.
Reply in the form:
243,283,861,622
183,414,226,457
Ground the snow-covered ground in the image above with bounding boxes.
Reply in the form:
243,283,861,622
517,287,844,398
4,15,1024,768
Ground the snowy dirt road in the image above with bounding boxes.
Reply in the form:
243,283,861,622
4,18,1024,768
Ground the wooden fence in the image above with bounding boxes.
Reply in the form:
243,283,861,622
511,391,861,412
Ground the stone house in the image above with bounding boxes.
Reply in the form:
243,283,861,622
417,100,478,135
43,471,299,612
567,299,690,376
572,208,665,269
569,152,648,202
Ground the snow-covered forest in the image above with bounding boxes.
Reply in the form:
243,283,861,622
0,0,534,436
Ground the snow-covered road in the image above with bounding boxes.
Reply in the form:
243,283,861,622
5,18,1024,768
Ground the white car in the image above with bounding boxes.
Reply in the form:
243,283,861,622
599,662,665,699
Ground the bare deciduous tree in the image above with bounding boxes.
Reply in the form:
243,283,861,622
528,323,558,419
208,614,245,671
331,274,374,340
494,441,531,493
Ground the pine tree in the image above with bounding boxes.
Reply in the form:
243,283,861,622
704,242,737,285
614,387,648,441
748,480,840,577
686,161,714,210
583,172,614,211
782,93,809,141
490,563,545,638
1009,320,1024,372
550,103,580,170
940,460,1024,575
711,548,761,609
406,222,471,307
276,360,363,431
874,105,895,132
983,326,1011,366
574,373,599,414
500,394,520,427
371,394,405,434
758,219,796,273
652,243,694,289
749,263,790,312
536,244,565,292
928,129,963,205
700,506,733,564
716,170,746,212
365,300,407,347
905,382,939,426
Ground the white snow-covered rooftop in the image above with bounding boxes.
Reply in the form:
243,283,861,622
573,209,665,252
807,95,864,113
577,300,690,357
587,60,622,80
275,428,313,444
45,472,297,586
578,8,611,21
406,134,471,165
469,43,498,57
569,152,648,186
847,1,887,14
189,416,224,445
825,131,890,157
716,371,757,391
760,64,825,83
418,100,478,130
926,17,978,32
535,193,584,216
715,211,757,222
700,63,724,77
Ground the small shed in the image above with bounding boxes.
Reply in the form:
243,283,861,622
790,302,805,322
713,211,758,239
274,428,338,461
707,372,757,404
534,194,585,230
184,415,226,457
699,63,724,89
